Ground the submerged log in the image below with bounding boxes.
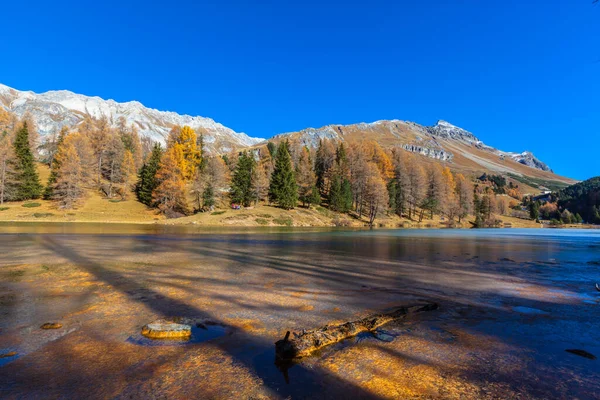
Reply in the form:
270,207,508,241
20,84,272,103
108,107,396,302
275,303,438,359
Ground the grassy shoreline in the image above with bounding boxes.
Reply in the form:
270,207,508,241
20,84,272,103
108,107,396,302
1,193,597,230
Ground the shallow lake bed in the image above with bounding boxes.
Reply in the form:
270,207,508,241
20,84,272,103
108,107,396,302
0,225,599,399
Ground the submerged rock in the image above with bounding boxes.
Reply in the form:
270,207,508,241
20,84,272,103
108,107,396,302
40,323,62,330
0,351,17,358
141,318,192,339
566,349,596,360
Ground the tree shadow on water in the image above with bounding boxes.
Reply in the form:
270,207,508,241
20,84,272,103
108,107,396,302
16,236,385,400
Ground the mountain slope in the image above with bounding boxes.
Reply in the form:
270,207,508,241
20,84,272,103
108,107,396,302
0,83,261,154
556,177,600,223
267,119,573,189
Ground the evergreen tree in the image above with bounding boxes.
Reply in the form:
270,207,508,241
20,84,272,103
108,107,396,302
328,175,342,211
315,140,327,194
266,142,277,159
387,179,397,213
12,122,42,200
268,141,298,209
202,184,215,208
341,178,353,212
529,200,540,221
309,185,321,206
230,152,255,207
136,143,163,206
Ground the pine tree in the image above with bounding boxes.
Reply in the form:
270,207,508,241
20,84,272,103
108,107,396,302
341,178,353,212
268,141,298,209
230,152,255,207
387,179,397,213
136,143,163,206
309,185,321,206
12,122,42,200
267,142,277,159
529,201,540,221
202,184,215,208
328,175,342,211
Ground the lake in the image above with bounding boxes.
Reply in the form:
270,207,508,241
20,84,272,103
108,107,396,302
1,225,599,399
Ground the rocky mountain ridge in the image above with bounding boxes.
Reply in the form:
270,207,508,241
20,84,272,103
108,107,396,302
0,83,262,154
1,83,557,179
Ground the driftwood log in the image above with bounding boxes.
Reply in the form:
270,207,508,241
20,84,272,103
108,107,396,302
275,303,438,359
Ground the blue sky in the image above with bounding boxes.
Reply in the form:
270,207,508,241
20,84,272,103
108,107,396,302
1,1,598,180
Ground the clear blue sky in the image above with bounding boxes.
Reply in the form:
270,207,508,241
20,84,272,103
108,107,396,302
1,1,598,180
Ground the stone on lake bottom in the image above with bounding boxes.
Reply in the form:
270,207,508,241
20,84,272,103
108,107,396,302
41,323,62,330
141,318,192,339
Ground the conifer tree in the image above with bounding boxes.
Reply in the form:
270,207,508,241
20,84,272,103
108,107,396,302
136,143,163,206
340,178,353,212
51,136,85,209
152,146,189,216
387,179,397,213
177,125,201,180
44,128,67,199
230,152,255,207
0,130,16,204
202,184,215,208
328,175,342,211
267,142,277,159
309,185,321,206
268,141,298,209
12,122,42,200
296,147,316,207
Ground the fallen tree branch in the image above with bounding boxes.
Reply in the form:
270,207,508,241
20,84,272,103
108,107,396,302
275,303,438,359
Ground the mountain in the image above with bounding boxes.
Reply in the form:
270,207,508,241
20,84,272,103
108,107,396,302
0,83,262,154
555,177,600,223
267,119,570,189
0,83,574,192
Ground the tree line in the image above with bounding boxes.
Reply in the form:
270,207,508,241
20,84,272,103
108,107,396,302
1,114,521,226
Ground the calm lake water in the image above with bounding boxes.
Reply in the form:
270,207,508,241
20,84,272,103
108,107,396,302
1,224,599,399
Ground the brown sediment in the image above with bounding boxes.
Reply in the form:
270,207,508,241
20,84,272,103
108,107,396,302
275,303,438,359
40,323,62,329
141,318,192,340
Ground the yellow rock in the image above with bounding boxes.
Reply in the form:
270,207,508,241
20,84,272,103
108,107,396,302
141,318,192,339
41,323,62,329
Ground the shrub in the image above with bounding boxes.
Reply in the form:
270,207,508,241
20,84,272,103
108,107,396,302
255,218,269,225
273,217,293,226
33,213,54,218
0,207,9,211
22,202,42,208
257,213,273,218
211,211,226,216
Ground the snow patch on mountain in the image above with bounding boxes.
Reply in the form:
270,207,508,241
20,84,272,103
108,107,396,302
0,83,262,154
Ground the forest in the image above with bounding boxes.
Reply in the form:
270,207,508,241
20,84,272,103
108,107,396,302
0,113,568,227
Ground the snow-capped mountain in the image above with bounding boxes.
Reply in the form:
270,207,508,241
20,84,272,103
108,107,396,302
0,83,262,154
267,119,559,179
